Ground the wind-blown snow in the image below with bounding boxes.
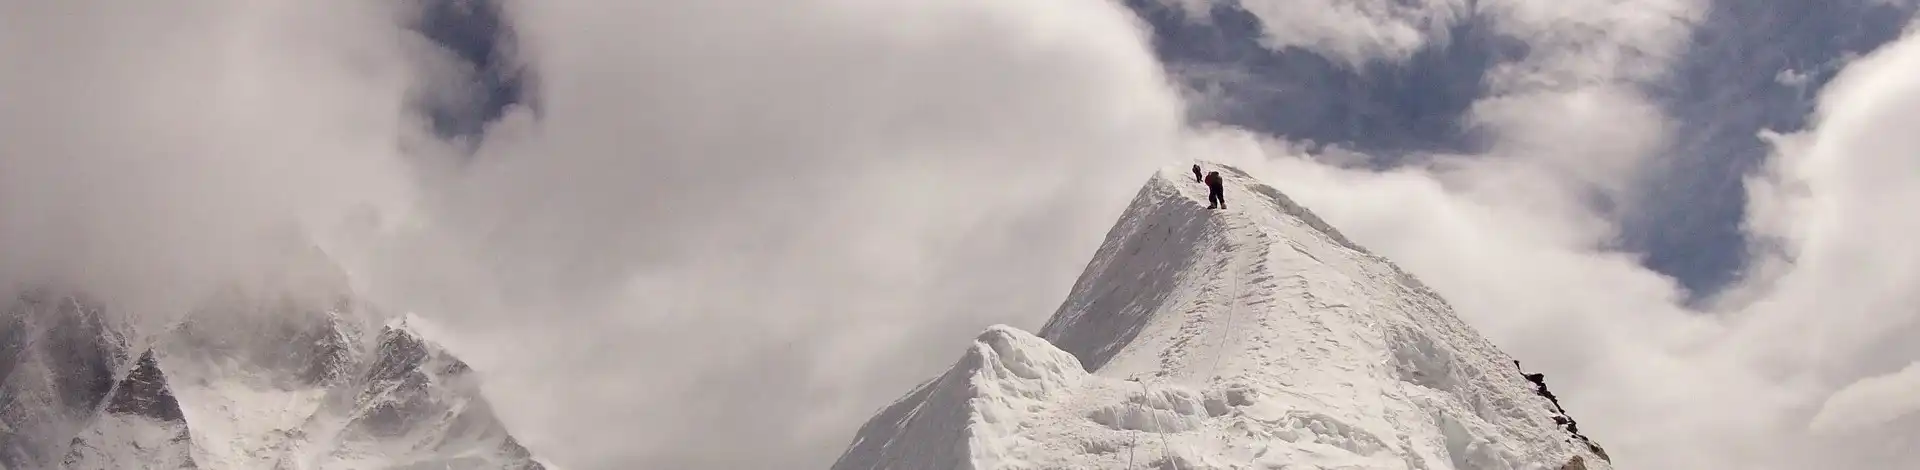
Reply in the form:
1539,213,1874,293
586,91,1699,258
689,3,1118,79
834,164,1607,470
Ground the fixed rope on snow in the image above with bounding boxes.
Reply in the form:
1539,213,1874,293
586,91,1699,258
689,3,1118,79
1135,378,1184,470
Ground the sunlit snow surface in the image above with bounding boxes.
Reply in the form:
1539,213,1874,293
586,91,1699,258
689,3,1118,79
835,165,1605,470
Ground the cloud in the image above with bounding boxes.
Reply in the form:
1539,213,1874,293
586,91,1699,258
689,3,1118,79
1231,0,1471,67
10,1,1920,470
0,0,431,324
1189,0,1708,203
1476,0,1704,87
324,0,1193,467
1733,28,1920,377
1728,29,1920,462
1170,0,1703,82
1811,361,1920,434
1204,11,1920,470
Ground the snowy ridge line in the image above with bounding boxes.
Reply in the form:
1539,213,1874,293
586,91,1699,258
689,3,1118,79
1204,214,1244,384
834,163,1613,470
1202,165,1427,439
1213,167,1400,462
1126,415,1139,469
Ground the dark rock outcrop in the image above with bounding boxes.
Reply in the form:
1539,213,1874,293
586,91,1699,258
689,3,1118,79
103,350,185,422
1515,360,1609,462
61,349,198,469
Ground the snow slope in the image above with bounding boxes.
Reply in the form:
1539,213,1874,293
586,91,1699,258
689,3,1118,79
0,243,548,470
834,164,1608,470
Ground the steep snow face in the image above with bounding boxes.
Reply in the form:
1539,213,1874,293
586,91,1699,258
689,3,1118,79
835,164,1608,470
0,245,547,470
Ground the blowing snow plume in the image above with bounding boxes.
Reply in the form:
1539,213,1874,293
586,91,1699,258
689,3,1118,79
835,164,1606,470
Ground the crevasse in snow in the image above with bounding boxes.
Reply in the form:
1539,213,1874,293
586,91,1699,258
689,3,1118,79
834,164,1608,470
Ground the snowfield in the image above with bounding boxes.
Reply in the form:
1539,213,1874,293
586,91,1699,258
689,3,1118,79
834,164,1609,470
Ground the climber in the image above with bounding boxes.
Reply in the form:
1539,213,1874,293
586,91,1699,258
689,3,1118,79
1192,164,1204,182
1204,171,1225,209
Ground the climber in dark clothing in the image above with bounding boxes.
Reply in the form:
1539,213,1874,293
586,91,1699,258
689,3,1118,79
1192,164,1204,182
1204,171,1225,209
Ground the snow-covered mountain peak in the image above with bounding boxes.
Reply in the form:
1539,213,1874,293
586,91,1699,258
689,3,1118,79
835,164,1608,470
1,243,548,469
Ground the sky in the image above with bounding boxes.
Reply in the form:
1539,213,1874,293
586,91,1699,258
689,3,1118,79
3,0,1920,469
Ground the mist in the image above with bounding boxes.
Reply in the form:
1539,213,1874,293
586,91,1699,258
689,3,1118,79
0,0,429,329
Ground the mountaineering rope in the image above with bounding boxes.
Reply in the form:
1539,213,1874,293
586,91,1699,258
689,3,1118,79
1126,424,1138,470
1127,176,1246,470
1366,282,1397,448
1135,379,1182,470
1127,179,1238,470
1206,215,1242,383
